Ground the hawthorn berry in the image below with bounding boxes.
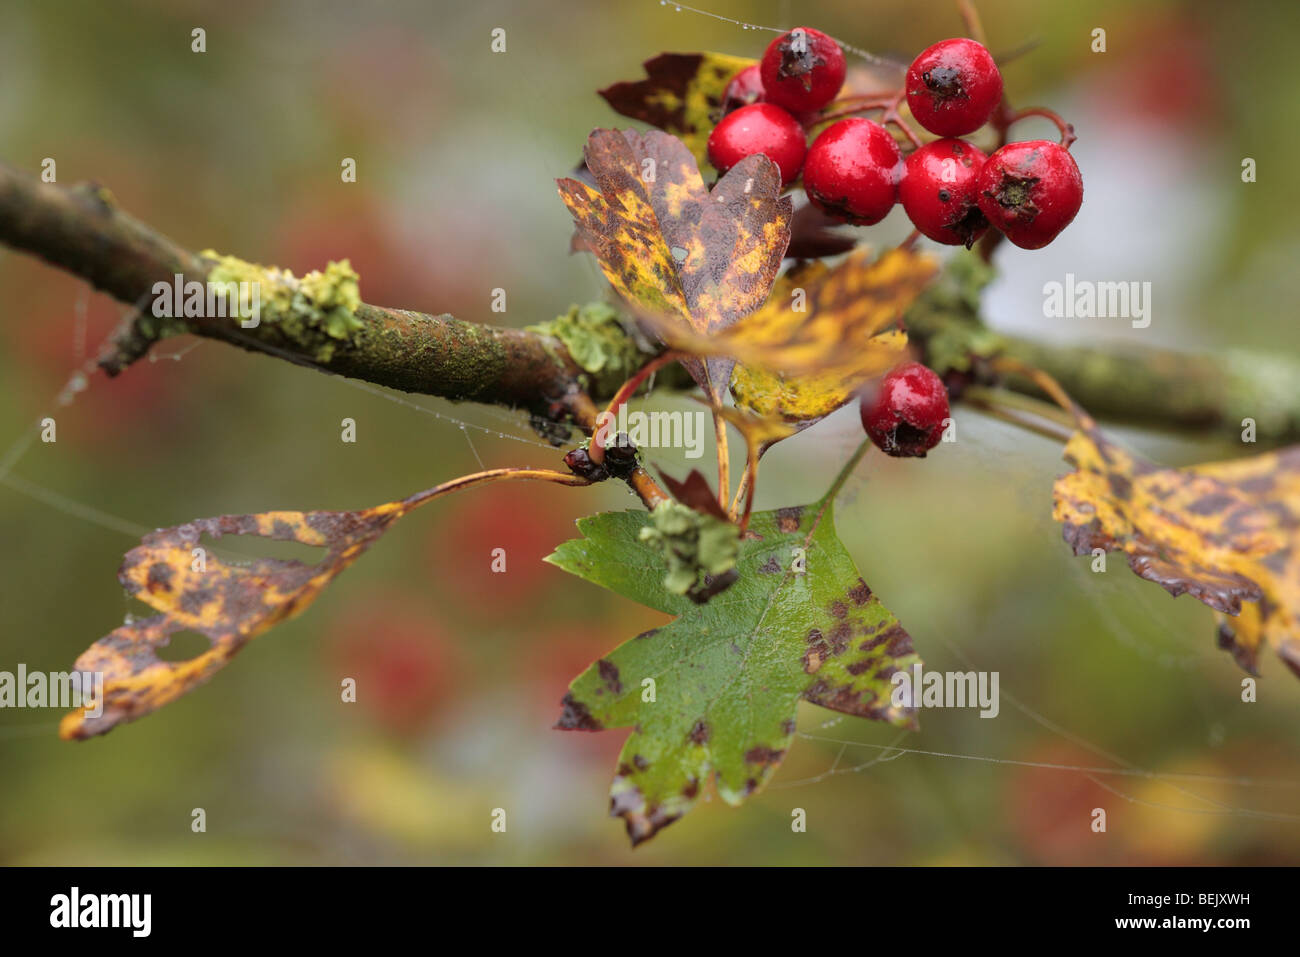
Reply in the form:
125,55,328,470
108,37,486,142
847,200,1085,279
860,361,950,458
906,38,1003,137
721,64,765,115
802,118,902,226
759,26,846,113
706,102,807,185
976,140,1083,249
899,137,989,248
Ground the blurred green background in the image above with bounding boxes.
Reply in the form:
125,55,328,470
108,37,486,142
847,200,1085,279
2,0,1298,864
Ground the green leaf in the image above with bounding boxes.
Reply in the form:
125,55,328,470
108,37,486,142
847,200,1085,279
546,497,920,846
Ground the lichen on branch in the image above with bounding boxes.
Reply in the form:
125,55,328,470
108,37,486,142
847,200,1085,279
202,251,363,361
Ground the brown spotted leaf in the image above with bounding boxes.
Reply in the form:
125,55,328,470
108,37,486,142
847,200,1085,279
637,248,933,417
1054,425,1300,677
61,501,419,739
547,496,920,846
558,128,793,400
598,52,757,167
725,250,933,426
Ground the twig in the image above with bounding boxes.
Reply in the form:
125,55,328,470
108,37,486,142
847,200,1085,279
0,162,589,422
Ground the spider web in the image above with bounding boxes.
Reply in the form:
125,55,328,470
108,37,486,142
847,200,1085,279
1,4,1298,858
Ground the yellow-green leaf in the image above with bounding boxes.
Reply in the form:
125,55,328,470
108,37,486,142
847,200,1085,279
1054,425,1300,678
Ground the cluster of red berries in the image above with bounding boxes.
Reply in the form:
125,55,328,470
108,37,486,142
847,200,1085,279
707,28,1083,251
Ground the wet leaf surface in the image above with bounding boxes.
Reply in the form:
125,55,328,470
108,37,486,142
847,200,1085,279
558,127,792,400
547,496,919,845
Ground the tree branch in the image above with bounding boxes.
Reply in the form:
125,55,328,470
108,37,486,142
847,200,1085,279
4,160,1296,455
0,162,586,421
995,336,1300,441
906,257,1300,443
0,161,682,511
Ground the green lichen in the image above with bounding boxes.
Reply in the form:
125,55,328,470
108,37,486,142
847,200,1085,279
201,251,363,362
639,501,740,600
528,302,650,397
903,254,1002,374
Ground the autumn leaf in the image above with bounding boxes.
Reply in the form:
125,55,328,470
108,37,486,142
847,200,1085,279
714,403,799,456
59,505,409,739
727,250,934,425
598,52,756,167
547,495,920,846
658,468,729,521
1053,424,1300,678
1192,447,1300,676
785,200,858,260
557,127,792,401
60,469,587,739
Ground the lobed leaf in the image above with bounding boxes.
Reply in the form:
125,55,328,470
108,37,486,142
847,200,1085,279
1054,424,1300,677
598,52,757,167
547,498,919,846
558,128,792,400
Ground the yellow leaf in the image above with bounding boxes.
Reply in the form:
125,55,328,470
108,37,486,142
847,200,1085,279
714,403,799,455
726,251,933,423
1054,427,1300,678
61,504,412,739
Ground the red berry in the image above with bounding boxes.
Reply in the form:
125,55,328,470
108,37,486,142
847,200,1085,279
759,26,846,113
706,102,807,185
906,38,1003,137
860,362,950,457
721,64,765,115
802,118,902,226
899,137,990,248
976,140,1083,249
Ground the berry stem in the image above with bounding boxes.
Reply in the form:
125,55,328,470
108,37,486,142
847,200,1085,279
956,0,989,47
824,437,874,505
959,386,1076,443
586,349,683,466
713,409,731,510
1003,106,1077,149
736,453,758,533
988,355,1091,426
814,90,924,150
728,463,751,521
814,94,896,126
886,113,925,150
977,227,1004,263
